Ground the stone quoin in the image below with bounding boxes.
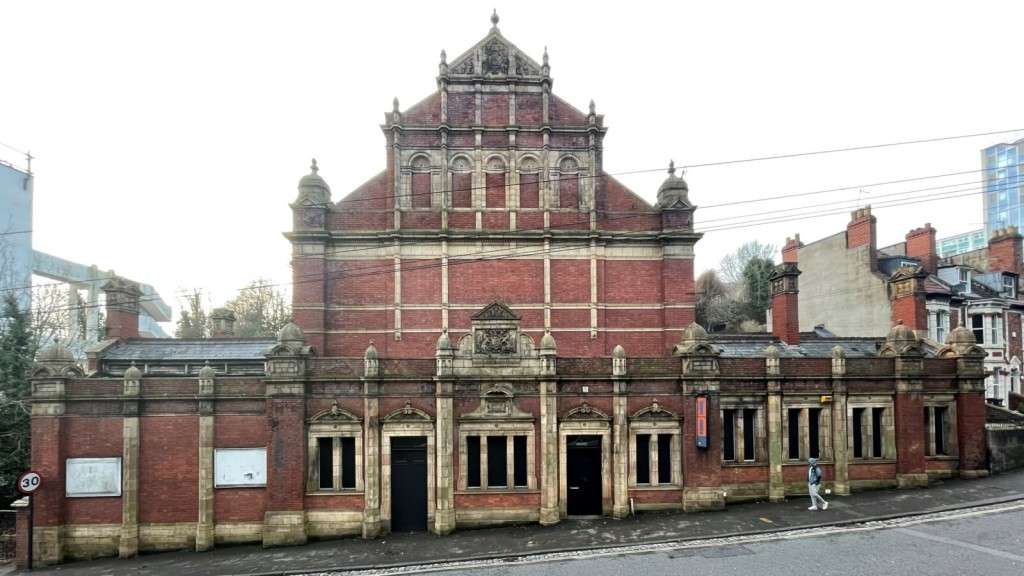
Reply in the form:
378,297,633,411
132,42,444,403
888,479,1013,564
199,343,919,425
23,13,990,567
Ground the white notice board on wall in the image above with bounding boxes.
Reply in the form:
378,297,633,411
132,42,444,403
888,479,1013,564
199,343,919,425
214,448,267,487
66,458,122,497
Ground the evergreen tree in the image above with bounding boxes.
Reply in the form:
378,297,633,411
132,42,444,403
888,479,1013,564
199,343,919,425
0,293,35,498
742,256,776,324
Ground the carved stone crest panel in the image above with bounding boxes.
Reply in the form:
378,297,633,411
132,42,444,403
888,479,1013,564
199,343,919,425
475,329,516,355
483,39,509,75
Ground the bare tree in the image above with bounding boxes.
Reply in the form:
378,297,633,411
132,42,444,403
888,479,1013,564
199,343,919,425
719,241,777,285
221,280,291,337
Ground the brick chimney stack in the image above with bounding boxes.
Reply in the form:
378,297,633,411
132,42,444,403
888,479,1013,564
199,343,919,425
988,226,1023,276
102,277,142,340
782,234,802,263
210,308,236,338
905,223,937,274
847,206,877,269
888,266,929,334
769,263,801,345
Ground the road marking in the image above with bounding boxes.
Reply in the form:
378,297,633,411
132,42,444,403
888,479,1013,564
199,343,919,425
310,502,1024,575
895,527,1024,563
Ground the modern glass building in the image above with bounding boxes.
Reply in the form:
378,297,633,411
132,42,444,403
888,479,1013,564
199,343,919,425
983,139,1024,239
937,228,987,258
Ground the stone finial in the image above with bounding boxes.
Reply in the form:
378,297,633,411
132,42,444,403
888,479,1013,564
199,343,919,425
764,345,780,375
668,160,676,176
439,49,448,75
198,360,216,380
124,361,142,382
831,345,847,376
542,46,550,77
277,322,305,351
392,97,400,113
123,361,142,396
589,100,596,115
490,9,499,30
539,330,556,376
543,46,549,65
296,159,331,205
540,329,557,352
364,340,380,378
612,344,627,377
198,360,215,396
440,49,446,64
436,328,452,351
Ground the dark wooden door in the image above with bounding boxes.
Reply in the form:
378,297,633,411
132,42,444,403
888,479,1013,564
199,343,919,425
566,435,602,516
390,436,428,532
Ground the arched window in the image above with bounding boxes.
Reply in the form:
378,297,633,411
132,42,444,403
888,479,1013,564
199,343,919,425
518,156,540,209
450,156,473,208
410,155,431,208
485,156,507,208
558,156,579,209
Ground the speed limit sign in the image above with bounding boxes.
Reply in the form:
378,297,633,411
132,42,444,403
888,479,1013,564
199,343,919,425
17,471,42,495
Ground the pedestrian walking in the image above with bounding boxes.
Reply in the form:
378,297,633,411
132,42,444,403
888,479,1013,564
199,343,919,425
807,457,828,511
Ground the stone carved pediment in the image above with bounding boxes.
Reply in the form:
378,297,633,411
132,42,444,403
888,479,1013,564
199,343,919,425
382,401,432,423
631,400,678,420
461,385,533,421
564,402,610,421
472,302,520,321
308,401,360,424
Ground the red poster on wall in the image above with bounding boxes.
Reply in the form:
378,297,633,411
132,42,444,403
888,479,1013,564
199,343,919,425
696,396,708,448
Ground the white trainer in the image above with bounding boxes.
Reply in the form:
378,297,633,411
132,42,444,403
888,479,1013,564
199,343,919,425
808,506,818,510
822,502,829,510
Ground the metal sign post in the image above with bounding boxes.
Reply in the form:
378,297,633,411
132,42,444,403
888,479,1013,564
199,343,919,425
17,471,42,570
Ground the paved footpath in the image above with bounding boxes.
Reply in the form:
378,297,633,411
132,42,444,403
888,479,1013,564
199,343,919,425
25,468,1024,576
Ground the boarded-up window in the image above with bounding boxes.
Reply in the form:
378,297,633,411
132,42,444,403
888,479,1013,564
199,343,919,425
519,172,539,208
486,173,506,208
411,172,431,208
559,174,579,209
452,172,473,208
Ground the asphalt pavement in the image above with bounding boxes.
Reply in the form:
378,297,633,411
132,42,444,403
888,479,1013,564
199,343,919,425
424,503,1024,576
21,467,1024,576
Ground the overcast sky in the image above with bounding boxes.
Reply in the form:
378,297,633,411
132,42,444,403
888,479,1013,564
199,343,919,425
3,1,1023,329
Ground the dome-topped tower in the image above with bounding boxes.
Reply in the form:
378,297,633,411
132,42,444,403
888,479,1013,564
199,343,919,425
657,160,691,210
295,159,331,205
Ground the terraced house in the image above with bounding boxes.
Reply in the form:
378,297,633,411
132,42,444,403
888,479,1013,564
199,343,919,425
25,14,990,566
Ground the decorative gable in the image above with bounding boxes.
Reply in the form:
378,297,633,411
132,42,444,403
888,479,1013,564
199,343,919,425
447,31,544,79
472,302,520,322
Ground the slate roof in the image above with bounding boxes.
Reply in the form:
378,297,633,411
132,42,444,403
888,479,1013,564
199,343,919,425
707,334,882,358
101,338,276,362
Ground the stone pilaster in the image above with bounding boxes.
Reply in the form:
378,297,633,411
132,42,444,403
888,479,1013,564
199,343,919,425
196,363,216,552
119,365,141,558
942,330,989,478
262,327,310,548
362,378,382,538
434,379,455,534
611,378,629,518
766,380,785,501
830,347,850,495
895,355,927,488
675,324,724,511
30,345,77,566
538,380,559,525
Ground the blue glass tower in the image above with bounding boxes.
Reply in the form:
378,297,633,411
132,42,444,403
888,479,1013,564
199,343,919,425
983,140,1024,238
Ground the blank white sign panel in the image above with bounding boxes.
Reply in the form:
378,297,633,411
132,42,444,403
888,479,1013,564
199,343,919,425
66,458,122,497
214,448,267,487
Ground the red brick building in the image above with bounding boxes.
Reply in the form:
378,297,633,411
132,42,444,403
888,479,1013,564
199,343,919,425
22,14,990,567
